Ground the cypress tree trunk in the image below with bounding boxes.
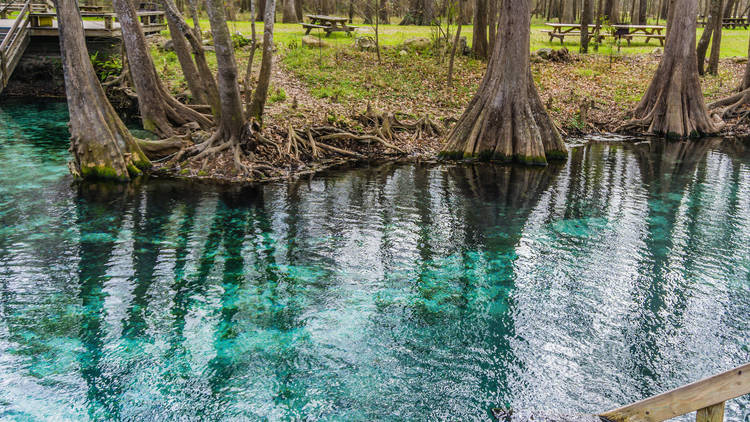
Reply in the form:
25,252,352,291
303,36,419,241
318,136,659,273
742,36,750,90
249,0,276,120
282,0,297,22
472,0,488,58
164,5,208,104
113,0,211,136
707,0,723,75
440,0,567,164
622,0,724,137
581,0,592,53
162,0,221,114
205,0,245,141
55,0,149,180
379,0,389,24
487,0,497,53
696,0,719,75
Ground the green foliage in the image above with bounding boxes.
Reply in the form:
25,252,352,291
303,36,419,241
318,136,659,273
232,31,252,48
89,52,122,82
268,86,287,103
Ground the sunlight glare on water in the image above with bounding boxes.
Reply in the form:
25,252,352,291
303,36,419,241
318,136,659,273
0,100,748,421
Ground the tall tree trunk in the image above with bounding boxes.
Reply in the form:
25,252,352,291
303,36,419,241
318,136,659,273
55,0,149,180
622,0,723,137
282,0,297,22
162,0,221,114
696,0,718,75
113,0,211,136
379,0,389,24
244,0,258,113
708,0,723,75
187,0,202,33
249,0,276,120
205,0,245,141
581,0,592,52
164,4,208,104
447,0,462,87
295,0,303,20
440,0,567,164
608,0,620,23
399,0,435,24
472,0,488,58
487,0,497,53
256,0,265,20
723,0,734,16
742,35,750,90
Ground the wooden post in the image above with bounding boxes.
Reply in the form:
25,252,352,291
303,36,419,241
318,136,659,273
104,15,113,30
696,402,724,422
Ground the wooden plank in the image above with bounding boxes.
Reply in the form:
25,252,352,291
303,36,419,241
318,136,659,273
696,402,724,422
600,363,750,422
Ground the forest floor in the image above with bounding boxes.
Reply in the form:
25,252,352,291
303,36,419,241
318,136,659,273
122,19,750,181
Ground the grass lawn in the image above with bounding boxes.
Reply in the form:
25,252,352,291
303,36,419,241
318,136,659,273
147,14,748,132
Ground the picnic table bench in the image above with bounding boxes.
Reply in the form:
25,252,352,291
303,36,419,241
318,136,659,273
543,23,665,46
302,14,356,36
611,24,666,45
722,17,748,28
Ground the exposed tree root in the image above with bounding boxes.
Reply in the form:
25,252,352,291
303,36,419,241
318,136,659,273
357,105,444,142
708,88,750,121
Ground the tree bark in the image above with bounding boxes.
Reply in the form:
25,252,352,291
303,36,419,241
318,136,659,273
249,0,276,120
708,0,723,75
55,0,150,180
487,0,497,53
472,0,488,58
295,0,303,20
162,0,221,114
282,0,297,22
742,35,750,90
378,0,389,24
399,0,435,24
164,4,208,104
581,0,592,52
622,0,723,137
440,0,567,164
697,0,719,75
447,0,462,87
205,0,246,140
113,0,211,136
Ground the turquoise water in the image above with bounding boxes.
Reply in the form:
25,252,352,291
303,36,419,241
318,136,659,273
0,100,749,421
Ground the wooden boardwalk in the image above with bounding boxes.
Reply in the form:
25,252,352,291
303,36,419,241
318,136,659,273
0,1,166,94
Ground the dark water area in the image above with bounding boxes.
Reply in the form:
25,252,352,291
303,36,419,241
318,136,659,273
0,100,749,421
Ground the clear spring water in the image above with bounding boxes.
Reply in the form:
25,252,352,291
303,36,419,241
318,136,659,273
0,99,749,422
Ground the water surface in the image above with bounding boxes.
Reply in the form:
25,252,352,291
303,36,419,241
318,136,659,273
0,100,749,421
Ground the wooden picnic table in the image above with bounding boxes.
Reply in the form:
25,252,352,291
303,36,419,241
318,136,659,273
302,14,356,36
542,22,665,46
722,17,748,28
611,24,666,45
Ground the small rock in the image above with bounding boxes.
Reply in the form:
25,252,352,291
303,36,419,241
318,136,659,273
536,48,554,60
399,49,408,56
160,39,174,51
651,47,663,55
402,37,431,50
302,35,329,48
355,36,377,51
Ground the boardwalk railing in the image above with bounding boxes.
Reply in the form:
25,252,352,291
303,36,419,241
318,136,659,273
0,0,30,90
599,363,750,422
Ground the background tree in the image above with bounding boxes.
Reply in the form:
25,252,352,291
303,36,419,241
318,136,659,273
113,0,210,136
399,0,435,24
440,0,567,164
696,0,723,75
580,0,592,53
204,0,246,145
282,0,298,22
620,0,723,137
249,0,277,120
472,0,488,59
54,0,149,180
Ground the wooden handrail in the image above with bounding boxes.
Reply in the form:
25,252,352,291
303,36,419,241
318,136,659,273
600,363,750,422
0,0,29,51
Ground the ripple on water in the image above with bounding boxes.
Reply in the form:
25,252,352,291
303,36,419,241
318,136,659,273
0,102,749,421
